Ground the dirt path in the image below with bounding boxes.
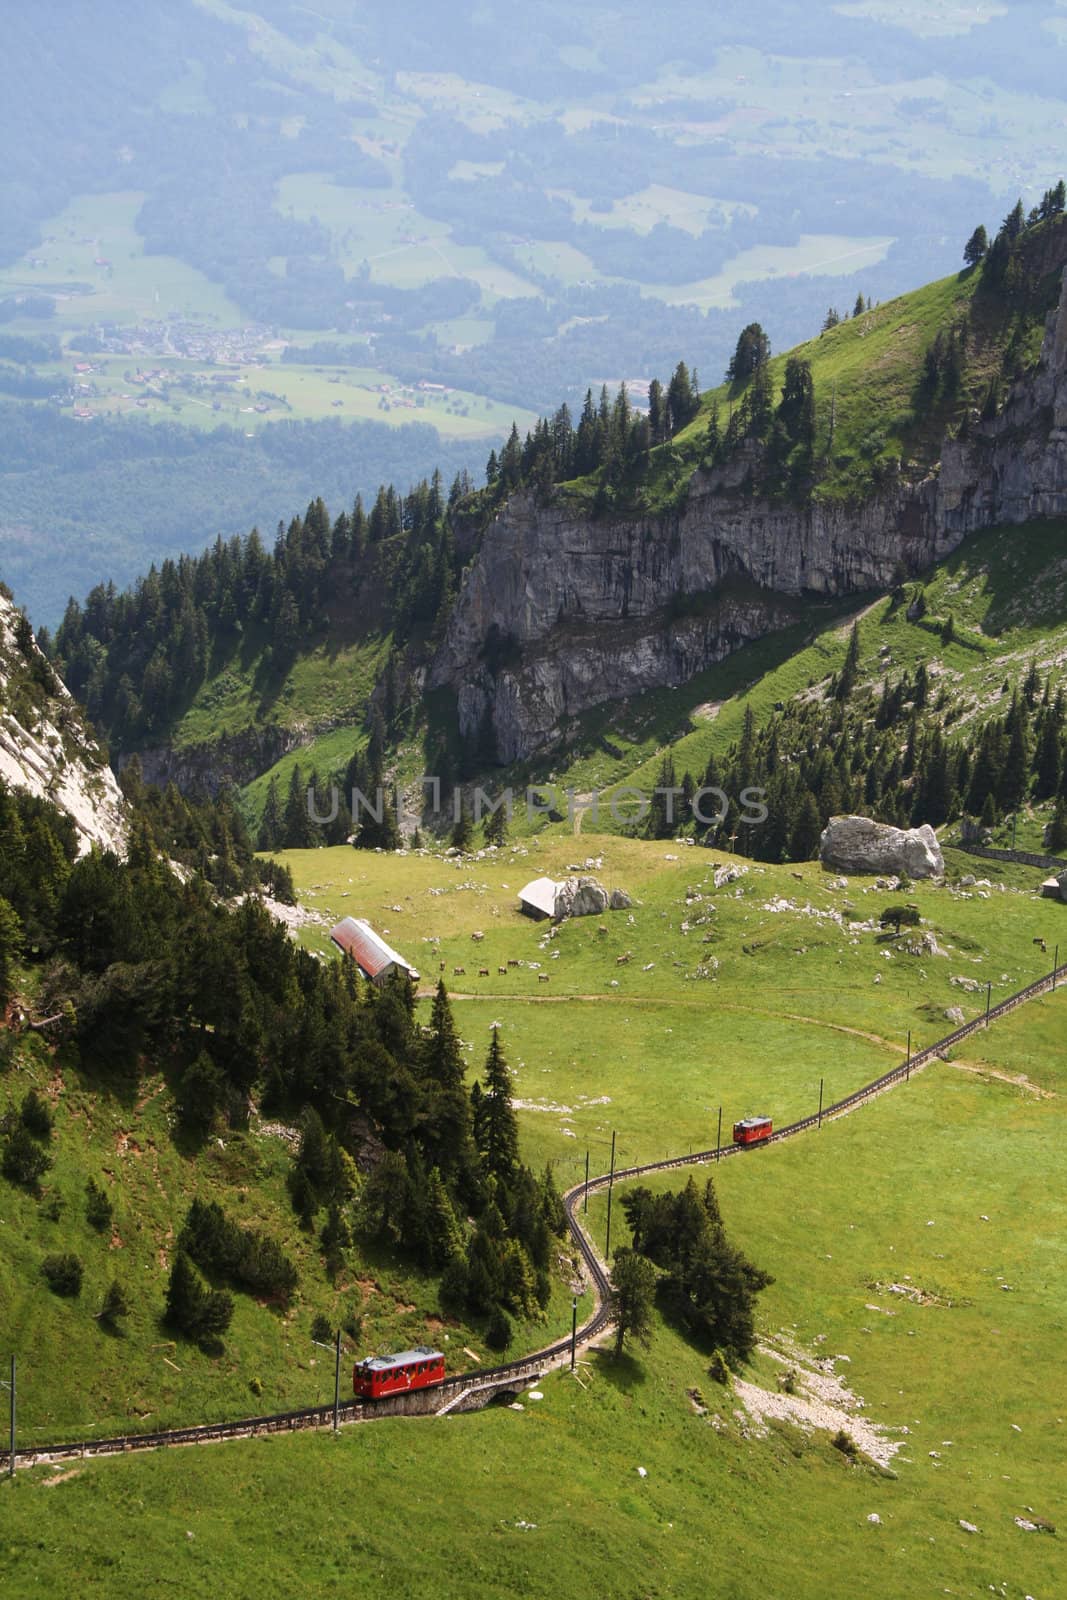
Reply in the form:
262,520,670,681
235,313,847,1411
942,1056,1053,1097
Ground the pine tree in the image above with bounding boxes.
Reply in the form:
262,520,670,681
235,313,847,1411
477,1027,519,1188
424,1167,465,1267
165,1252,233,1341
483,802,508,848
963,224,988,267
789,793,823,860
0,895,22,1010
611,1248,657,1358
1047,793,1067,853
451,803,472,853
283,766,319,849
421,981,476,1180
998,696,1031,813
726,323,770,385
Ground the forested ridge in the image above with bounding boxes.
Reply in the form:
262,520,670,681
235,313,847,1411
0,777,567,1353
647,626,1067,861
46,202,1065,786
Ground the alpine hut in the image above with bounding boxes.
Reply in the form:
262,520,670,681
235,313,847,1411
329,917,420,986
517,876,559,920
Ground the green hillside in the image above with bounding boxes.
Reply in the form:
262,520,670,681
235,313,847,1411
519,514,1067,849
2,832,1065,1598
47,207,1067,842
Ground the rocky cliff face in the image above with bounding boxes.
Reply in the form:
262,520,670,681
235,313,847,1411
432,268,1067,762
125,723,306,797
0,593,127,855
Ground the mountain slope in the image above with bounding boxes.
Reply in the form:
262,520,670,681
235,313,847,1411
44,209,1067,806
0,589,125,854
435,218,1067,760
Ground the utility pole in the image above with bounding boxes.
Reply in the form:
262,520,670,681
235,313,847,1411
906,1029,912,1082
2,1356,14,1479
605,1130,616,1259
986,981,992,1025
716,1105,722,1161
333,1327,342,1434
817,1078,824,1129
583,1149,589,1214
311,1331,342,1431
1054,945,1059,990
570,1297,578,1371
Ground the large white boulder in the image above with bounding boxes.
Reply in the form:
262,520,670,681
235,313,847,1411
553,875,610,920
819,815,944,879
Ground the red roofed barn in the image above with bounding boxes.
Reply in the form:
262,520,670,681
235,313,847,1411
329,917,420,986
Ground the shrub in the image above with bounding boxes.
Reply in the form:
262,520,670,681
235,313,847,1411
86,1177,113,1233
310,1313,333,1346
41,1253,83,1296
880,904,921,933
832,1429,859,1460
249,1376,264,1397
98,1278,129,1329
707,1348,731,1385
165,1252,233,1343
179,1198,298,1304
2,1123,51,1190
20,1088,53,1139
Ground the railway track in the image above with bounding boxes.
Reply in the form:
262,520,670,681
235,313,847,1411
4,958,1063,1472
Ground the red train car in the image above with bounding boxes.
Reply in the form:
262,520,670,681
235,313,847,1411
733,1116,773,1146
353,1346,446,1400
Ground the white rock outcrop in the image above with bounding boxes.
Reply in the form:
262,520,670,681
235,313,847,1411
519,874,631,921
0,595,127,856
553,876,610,920
819,815,944,879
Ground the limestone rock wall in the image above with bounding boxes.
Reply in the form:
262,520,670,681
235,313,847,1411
0,595,127,855
433,266,1067,761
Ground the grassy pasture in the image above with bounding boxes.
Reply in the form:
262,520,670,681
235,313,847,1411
274,172,540,301
3,986,1063,1600
0,191,242,331
631,43,1064,190
279,832,1065,1176
651,233,897,313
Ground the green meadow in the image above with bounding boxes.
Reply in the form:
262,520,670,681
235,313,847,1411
2,975,1063,1600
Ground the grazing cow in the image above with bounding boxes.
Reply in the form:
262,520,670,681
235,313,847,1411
616,953,631,966
439,961,446,972
498,966,507,975
538,973,550,983
453,966,465,976
479,967,490,977
1034,937,1048,954
507,958,519,968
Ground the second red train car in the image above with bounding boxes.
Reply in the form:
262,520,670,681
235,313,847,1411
353,1346,446,1400
732,1116,773,1146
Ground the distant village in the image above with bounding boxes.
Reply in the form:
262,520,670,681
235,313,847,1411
84,316,278,366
